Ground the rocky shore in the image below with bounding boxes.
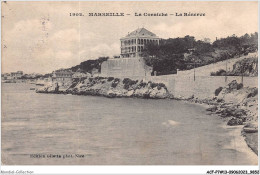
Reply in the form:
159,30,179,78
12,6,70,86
36,76,172,99
188,80,258,155
36,77,258,155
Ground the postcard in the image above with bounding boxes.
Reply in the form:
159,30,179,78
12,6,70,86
1,1,258,174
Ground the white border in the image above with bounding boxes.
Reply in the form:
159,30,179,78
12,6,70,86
0,0,259,174
1,166,259,174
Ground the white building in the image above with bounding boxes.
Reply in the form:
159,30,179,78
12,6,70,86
52,70,73,86
101,28,157,77
120,28,160,58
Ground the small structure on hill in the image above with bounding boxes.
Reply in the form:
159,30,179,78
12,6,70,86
10,71,23,79
52,70,73,86
72,72,91,79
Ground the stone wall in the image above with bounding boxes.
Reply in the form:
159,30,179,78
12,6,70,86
144,75,258,99
100,58,152,77
103,74,257,99
100,55,257,99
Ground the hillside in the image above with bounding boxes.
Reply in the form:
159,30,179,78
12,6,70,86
48,32,258,77
66,57,109,73
177,52,258,77
142,32,258,75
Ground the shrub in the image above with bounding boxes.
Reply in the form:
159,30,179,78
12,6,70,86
111,78,120,88
158,83,166,88
237,83,243,90
247,88,258,98
215,87,223,96
150,82,158,89
123,78,138,89
211,69,226,76
157,83,167,90
111,82,118,88
108,77,114,82
139,82,147,88
123,78,131,84
210,72,216,76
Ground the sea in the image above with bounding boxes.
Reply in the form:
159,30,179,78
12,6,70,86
1,83,258,165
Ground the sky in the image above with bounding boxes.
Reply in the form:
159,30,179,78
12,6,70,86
2,1,258,74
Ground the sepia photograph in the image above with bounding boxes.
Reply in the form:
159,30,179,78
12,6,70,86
1,0,259,170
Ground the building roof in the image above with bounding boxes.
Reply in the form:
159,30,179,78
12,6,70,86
121,28,158,39
53,70,73,75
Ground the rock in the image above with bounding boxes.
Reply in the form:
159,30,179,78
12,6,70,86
224,80,244,93
106,89,116,98
247,88,258,98
215,87,223,96
219,106,246,118
36,76,170,99
227,118,243,126
126,90,134,97
149,87,168,99
228,80,239,90
206,106,218,112
134,88,149,98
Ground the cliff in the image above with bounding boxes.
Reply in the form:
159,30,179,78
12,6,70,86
36,76,171,99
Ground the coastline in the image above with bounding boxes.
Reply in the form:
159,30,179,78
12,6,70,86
35,77,258,157
183,81,258,156
185,99,258,158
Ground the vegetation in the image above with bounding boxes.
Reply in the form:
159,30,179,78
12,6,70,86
69,57,109,73
211,57,258,77
111,78,120,88
215,87,223,96
107,77,114,82
210,69,227,76
142,32,258,75
122,78,138,89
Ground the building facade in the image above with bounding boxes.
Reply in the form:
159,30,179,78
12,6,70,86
101,28,159,77
10,71,23,79
52,70,73,86
120,28,160,58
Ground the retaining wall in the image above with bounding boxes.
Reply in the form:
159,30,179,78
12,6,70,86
101,58,152,77
144,75,258,99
